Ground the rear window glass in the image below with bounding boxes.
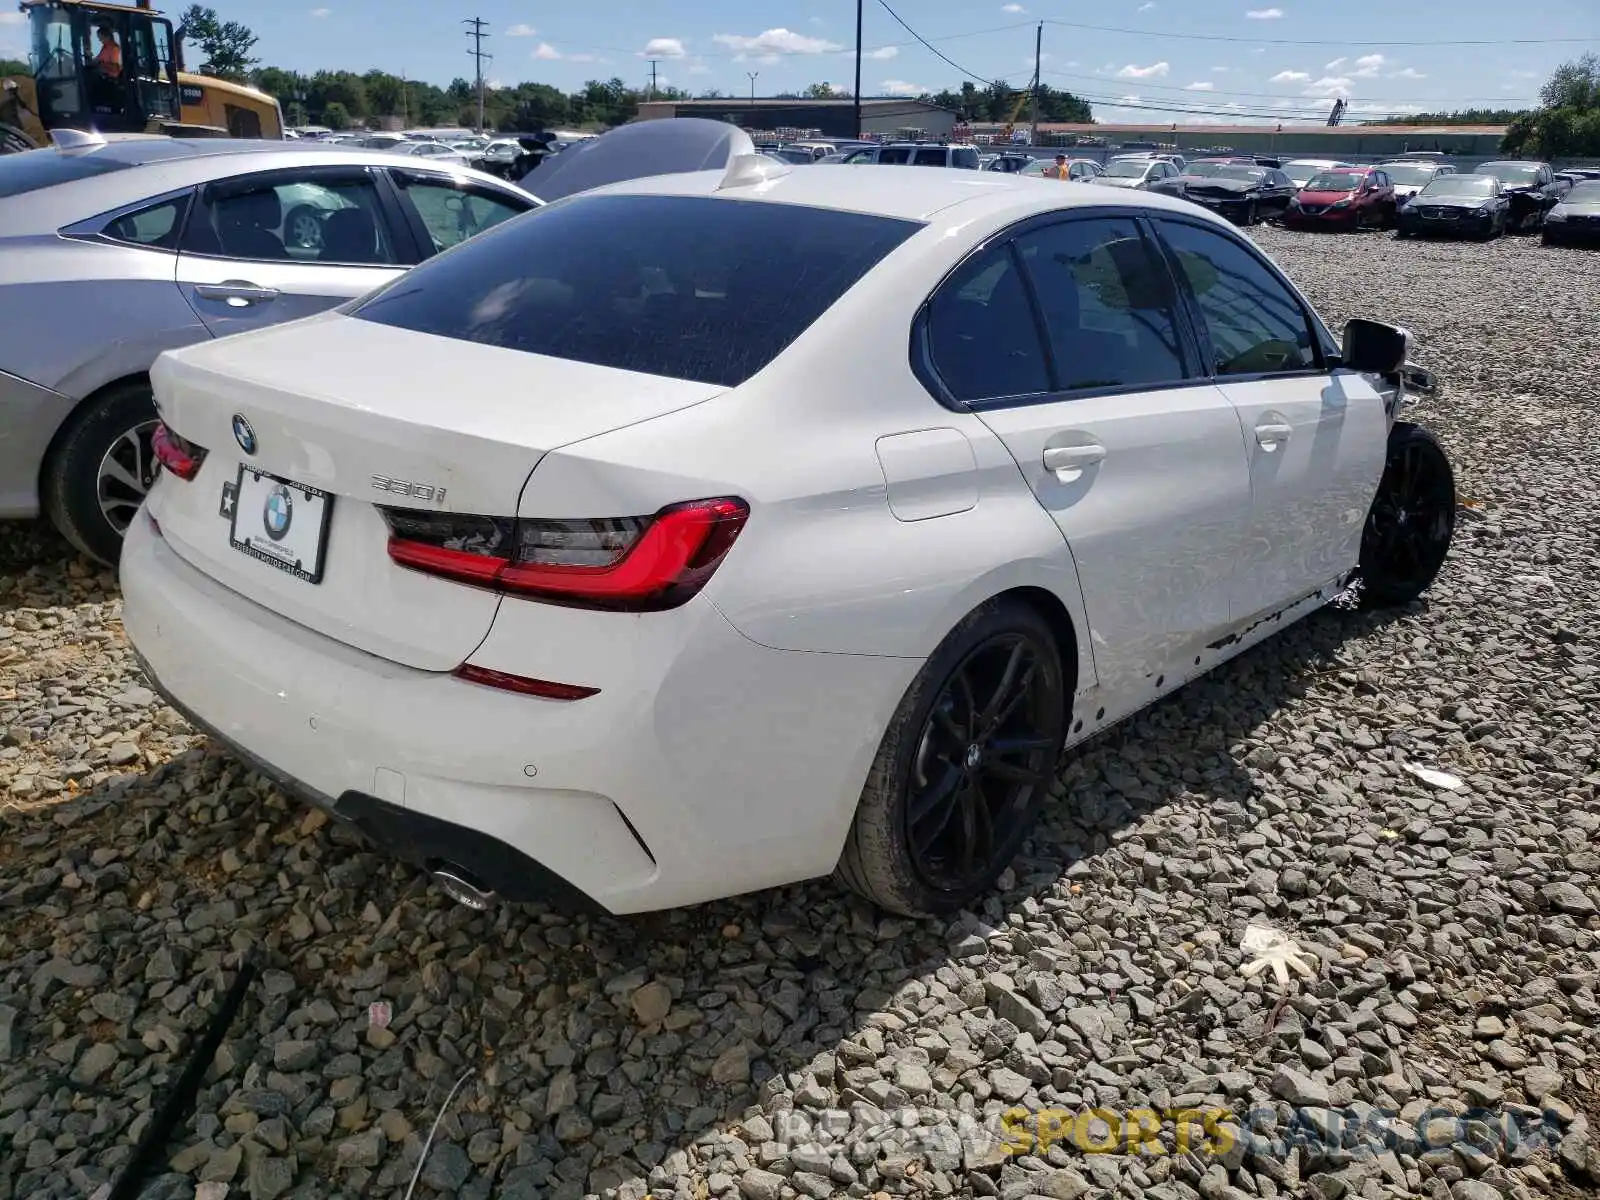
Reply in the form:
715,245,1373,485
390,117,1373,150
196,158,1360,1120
0,149,131,199
351,194,922,388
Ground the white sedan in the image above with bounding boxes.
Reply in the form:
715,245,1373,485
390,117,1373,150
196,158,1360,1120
121,153,1456,918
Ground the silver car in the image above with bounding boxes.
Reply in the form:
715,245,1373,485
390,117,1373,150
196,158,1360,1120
0,134,541,564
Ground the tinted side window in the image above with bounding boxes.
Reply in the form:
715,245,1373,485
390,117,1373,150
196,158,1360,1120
393,174,529,252
1015,218,1189,391
101,194,190,250
185,171,399,266
1157,219,1317,377
879,147,912,165
913,147,947,167
953,148,981,170
924,245,1049,403
353,193,920,389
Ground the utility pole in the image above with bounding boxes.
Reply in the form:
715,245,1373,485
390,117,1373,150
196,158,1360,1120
852,0,863,137
1030,22,1042,145
648,59,658,99
400,70,409,127
747,71,759,103
463,17,491,134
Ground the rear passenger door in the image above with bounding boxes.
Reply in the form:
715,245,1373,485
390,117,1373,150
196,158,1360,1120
1151,215,1389,620
175,165,417,339
921,212,1254,701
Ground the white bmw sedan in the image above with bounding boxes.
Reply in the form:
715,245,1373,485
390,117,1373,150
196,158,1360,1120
121,154,1456,918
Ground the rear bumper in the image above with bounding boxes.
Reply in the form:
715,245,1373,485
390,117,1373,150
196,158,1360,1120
1543,221,1600,245
120,512,914,914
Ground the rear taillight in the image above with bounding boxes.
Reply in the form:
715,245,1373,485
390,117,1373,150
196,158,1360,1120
453,664,599,700
151,422,207,481
381,497,750,611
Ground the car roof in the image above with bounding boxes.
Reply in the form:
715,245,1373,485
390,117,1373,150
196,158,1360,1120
588,160,1218,226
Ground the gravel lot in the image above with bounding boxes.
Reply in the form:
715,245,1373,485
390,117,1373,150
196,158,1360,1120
2,227,1598,1200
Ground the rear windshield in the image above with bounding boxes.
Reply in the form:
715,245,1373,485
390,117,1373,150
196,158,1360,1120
352,193,922,387
0,149,131,199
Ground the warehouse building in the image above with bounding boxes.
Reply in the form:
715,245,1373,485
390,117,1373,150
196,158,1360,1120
634,97,959,140
1016,122,1510,158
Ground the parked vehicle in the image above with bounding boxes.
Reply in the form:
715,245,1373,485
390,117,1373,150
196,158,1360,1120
764,147,818,166
1280,159,1354,189
1474,161,1569,232
1542,180,1600,247
983,153,1036,174
840,143,982,169
121,145,1452,919
1394,173,1509,240
1090,156,1186,196
1284,167,1398,231
1176,161,1296,225
1108,151,1187,174
1018,157,1103,181
1376,160,1457,206
0,135,541,563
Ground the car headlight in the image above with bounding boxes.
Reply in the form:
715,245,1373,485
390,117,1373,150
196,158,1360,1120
1330,198,1351,209
1546,209,1567,221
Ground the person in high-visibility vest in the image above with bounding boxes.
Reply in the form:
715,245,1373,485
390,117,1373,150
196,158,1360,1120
94,24,122,78
1045,153,1071,180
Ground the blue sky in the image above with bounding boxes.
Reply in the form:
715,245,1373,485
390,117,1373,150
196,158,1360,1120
4,1,1596,123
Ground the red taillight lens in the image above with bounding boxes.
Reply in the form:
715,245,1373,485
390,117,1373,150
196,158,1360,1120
453,664,599,700
151,422,207,481
381,497,749,612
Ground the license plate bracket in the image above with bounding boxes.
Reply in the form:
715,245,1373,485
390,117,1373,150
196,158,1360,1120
227,465,333,584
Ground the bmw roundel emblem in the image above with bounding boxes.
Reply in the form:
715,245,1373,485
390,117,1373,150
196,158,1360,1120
263,484,293,542
232,414,257,455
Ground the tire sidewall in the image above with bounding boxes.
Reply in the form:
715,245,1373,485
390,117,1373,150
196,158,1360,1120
1357,422,1456,609
42,382,159,567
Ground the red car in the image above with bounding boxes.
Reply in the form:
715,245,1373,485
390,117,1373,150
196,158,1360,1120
1284,166,1398,231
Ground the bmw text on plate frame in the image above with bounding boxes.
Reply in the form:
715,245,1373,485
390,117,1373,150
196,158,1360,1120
231,414,257,456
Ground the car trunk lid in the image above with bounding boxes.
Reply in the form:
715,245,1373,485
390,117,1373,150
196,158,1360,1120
146,311,725,670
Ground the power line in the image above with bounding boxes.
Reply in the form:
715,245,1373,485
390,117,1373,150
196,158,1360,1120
874,0,1014,89
1041,17,1595,48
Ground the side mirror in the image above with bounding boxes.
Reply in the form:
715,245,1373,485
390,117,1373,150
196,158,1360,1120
1342,318,1410,375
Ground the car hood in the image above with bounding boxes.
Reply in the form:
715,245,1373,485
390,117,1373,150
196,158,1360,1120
1093,176,1145,188
1411,195,1494,208
1298,188,1358,204
1181,177,1254,193
1553,198,1600,215
519,118,759,199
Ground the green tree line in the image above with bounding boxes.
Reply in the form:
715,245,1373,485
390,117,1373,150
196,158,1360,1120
1502,53,1600,158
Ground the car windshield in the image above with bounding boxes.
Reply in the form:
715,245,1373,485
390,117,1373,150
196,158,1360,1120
1420,176,1496,198
1382,164,1438,186
351,194,922,388
1305,172,1366,191
1481,162,1539,183
0,149,132,199
1105,160,1149,178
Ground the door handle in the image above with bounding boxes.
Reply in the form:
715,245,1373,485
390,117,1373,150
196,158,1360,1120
194,282,280,307
1254,421,1293,448
1043,443,1106,475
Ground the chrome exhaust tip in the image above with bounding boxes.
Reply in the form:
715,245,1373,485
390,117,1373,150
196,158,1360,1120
431,867,495,910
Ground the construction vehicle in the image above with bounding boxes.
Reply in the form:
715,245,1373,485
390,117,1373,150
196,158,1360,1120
1,0,283,154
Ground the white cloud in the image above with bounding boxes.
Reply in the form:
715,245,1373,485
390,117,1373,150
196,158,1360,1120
1391,67,1426,80
713,28,841,57
1184,81,1214,90
1324,57,1346,71
641,37,687,58
1351,53,1385,78
310,7,331,16
505,23,536,36
1302,75,1352,97
1269,70,1309,83
1116,61,1170,79
1246,7,1284,17
1001,3,1027,12
881,79,929,96
863,45,899,61
1118,93,1141,104
531,43,562,60
688,61,711,75
1211,65,1229,72
1137,2,1157,9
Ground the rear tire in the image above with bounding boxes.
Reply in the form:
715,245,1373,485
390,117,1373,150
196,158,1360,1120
1244,201,1259,226
40,380,160,567
835,598,1070,917
1354,422,1456,610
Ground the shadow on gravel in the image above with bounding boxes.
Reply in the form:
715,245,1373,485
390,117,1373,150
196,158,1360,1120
0,519,119,612
2,595,1420,1199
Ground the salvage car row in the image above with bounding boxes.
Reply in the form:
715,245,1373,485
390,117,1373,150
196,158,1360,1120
0,118,1525,919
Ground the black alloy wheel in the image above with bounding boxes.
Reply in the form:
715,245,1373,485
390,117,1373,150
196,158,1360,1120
1355,422,1456,608
835,600,1069,917
906,634,1062,893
